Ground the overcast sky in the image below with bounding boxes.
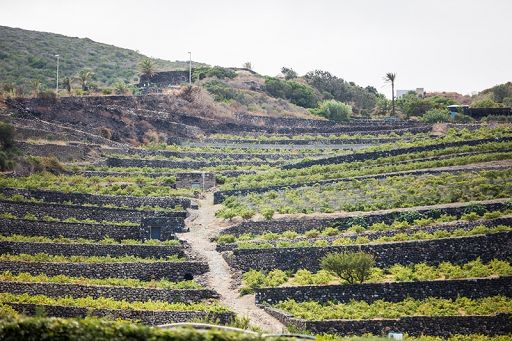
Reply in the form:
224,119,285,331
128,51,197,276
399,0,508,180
1,0,510,96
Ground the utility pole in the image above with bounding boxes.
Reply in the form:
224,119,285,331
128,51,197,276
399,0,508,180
55,54,60,94
188,51,192,85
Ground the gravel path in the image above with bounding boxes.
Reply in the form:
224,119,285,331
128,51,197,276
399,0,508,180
179,192,286,333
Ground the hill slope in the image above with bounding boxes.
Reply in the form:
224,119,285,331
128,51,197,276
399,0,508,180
0,25,203,90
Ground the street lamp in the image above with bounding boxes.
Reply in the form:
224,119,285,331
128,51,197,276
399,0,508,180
55,54,60,94
188,52,191,85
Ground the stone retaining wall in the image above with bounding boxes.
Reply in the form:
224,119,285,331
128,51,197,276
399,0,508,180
103,147,310,161
283,137,512,169
196,137,399,146
0,200,186,224
0,241,185,258
213,163,510,204
0,261,208,281
0,218,140,241
220,199,510,236
227,232,512,272
263,306,511,337
0,187,192,209
105,157,282,169
217,217,512,252
15,141,99,161
7,303,234,325
0,281,218,303
255,277,512,304
9,116,124,147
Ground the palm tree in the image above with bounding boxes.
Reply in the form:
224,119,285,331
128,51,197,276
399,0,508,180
62,77,71,94
29,80,41,96
77,69,94,91
384,72,397,116
138,58,156,78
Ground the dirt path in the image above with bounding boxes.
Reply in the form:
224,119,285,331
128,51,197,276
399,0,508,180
178,192,286,334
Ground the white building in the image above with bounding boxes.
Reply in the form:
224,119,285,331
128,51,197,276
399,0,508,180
396,88,425,99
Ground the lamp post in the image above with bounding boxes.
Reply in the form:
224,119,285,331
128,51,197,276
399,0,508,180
188,51,191,85
55,54,60,94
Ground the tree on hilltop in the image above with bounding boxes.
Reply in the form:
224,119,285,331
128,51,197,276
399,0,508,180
138,58,156,78
384,72,397,116
77,69,94,91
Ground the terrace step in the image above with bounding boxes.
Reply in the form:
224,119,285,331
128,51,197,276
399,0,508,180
0,218,139,241
6,303,234,326
263,305,512,337
0,240,185,258
0,187,192,209
283,136,512,169
0,260,208,281
0,281,218,303
227,232,512,272
214,159,512,203
255,276,512,304
220,198,511,237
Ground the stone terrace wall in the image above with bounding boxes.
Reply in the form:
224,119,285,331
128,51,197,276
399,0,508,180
213,163,511,204
0,261,208,281
228,232,512,272
264,306,512,337
15,141,98,161
196,137,399,145
8,303,234,326
0,187,192,209
9,114,124,147
0,281,218,303
232,112,426,130
0,241,185,258
103,147,309,161
105,157,281,169
255,277,512,304
221,199,510,236
283,136,512,169
0,200,186,224
0,218,140,241
217,217,512,252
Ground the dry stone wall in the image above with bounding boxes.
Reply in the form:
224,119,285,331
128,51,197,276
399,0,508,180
105,157,281,169
0,187,192,209
0,200,186,224
0,241,185,258
264,306,512,337
0,281,218,303
0,218,140,241
255,277,512,304
227,232,512,272
7,303,234,326
0,260,208,281
221,199,510,236
283,136,512,169
15,141,99,161
214,163,510,204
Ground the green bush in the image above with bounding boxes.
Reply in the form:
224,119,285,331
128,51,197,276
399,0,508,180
264,77,318,108
203,80,240,102
421,108,451,123
311,100,352,122
320,252,375,284
193,66,236,80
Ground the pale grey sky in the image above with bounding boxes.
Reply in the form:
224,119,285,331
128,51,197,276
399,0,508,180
1,0,510,95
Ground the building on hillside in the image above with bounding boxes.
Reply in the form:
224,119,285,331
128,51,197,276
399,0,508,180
175,172,216,191
396,88,425,99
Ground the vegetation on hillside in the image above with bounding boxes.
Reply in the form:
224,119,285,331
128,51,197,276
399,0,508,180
0,25,203,92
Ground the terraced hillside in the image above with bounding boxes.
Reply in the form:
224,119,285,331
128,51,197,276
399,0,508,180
1,97,511,340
